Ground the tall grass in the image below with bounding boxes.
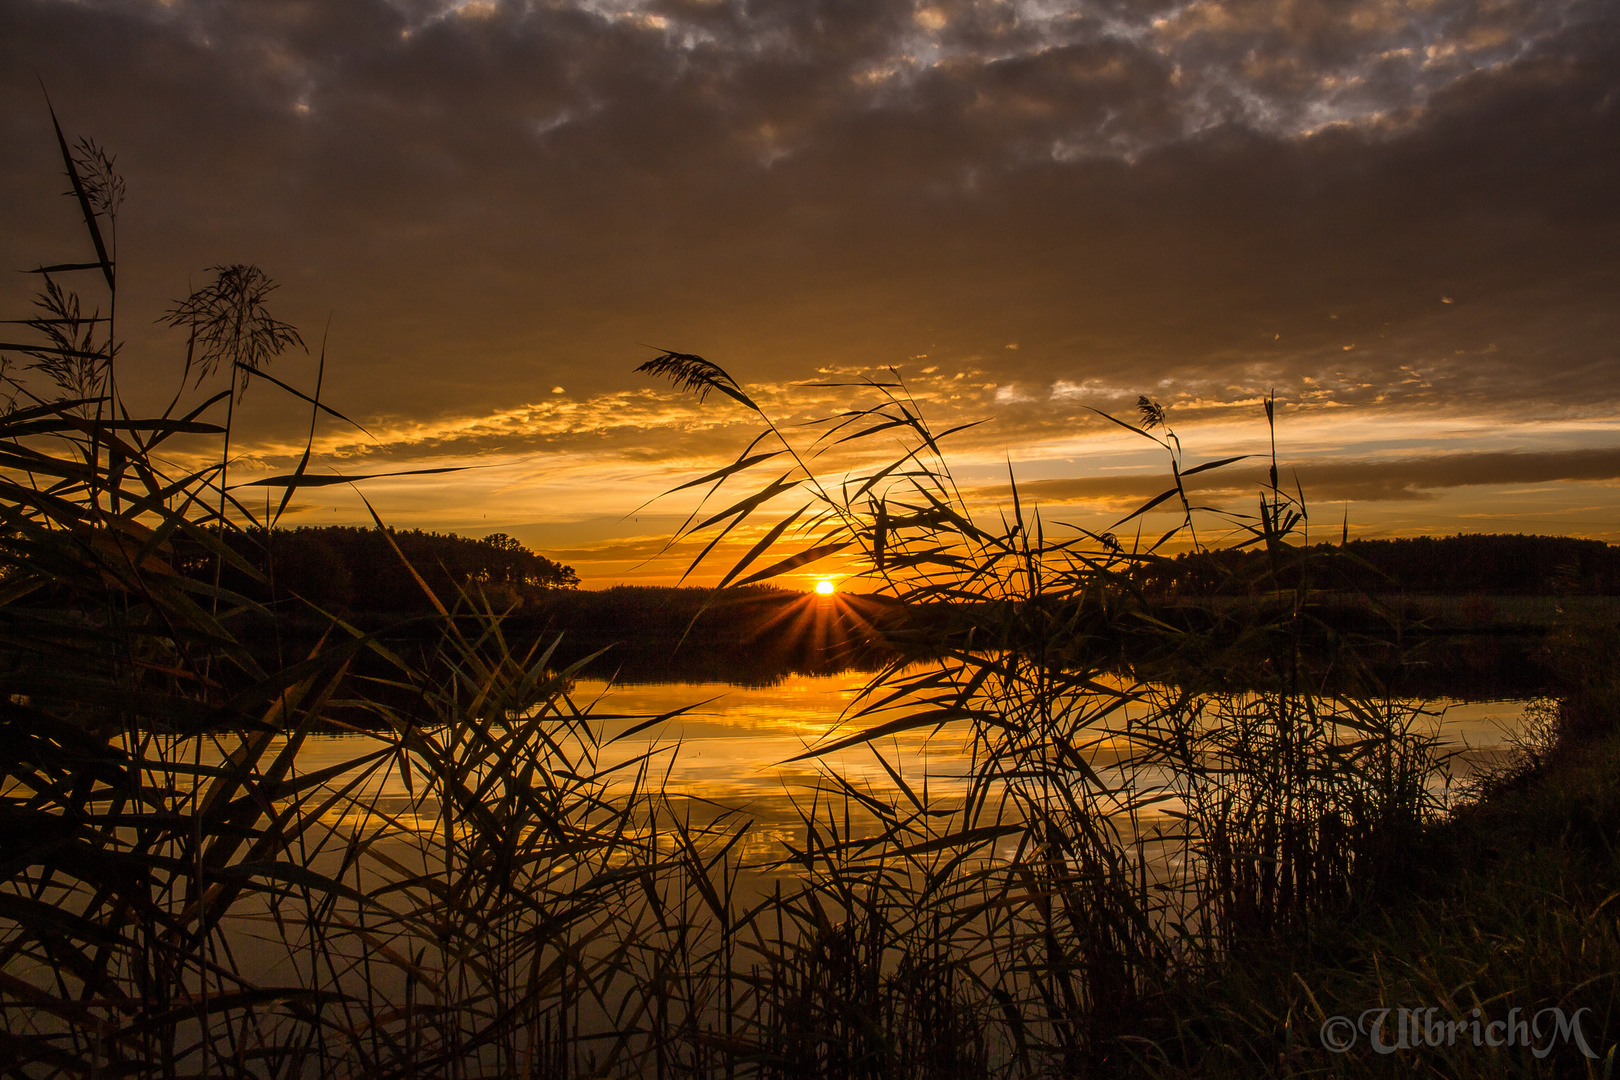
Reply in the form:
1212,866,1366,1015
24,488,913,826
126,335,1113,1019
4,119,1460,1078
0,116,675,1078
626,356,1450,1070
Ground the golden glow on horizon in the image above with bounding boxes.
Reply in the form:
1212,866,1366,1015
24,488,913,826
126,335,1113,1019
230,387,1620,590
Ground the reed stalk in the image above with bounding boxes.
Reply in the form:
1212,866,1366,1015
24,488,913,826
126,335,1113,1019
3,119,1461,1079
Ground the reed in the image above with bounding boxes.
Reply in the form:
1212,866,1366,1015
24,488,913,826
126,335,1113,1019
2,117,1476,1078
631,355,1452,1072
0,116,672,1079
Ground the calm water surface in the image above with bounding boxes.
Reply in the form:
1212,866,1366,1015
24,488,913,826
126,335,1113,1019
576,674,1533,788
292,675,1536,863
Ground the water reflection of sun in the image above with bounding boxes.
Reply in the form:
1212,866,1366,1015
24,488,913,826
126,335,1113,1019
814,579,835,596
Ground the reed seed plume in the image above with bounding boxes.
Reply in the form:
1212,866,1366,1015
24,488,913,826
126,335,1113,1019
24,276,108,402
635,349,757,410
1136,395,1166,430
68,137,124,222
164,263,304,389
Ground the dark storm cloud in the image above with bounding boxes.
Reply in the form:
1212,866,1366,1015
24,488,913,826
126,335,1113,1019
1,0,1616,443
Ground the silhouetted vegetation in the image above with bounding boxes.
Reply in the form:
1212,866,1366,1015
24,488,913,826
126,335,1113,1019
4,117,1613,1080
182,521,1614,693
201,528,1610,690
1126,618,1620,1078
1137,533,1620,597
513,584,917,681
198,525,579,613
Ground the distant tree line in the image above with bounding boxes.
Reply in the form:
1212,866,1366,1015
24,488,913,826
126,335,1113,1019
169,529,1617,664
190,526,579,614
1135,534,1620,597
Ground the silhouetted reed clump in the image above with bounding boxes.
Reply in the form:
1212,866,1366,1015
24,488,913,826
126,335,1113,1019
1,118,1545,1079
621,357,1455,1072
0,115,667,1078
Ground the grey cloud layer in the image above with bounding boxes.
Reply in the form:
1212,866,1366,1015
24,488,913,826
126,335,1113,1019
1,0,1616,443
987,446,1620,506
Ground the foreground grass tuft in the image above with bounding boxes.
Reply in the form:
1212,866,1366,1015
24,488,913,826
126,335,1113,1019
1127,683,1620,1078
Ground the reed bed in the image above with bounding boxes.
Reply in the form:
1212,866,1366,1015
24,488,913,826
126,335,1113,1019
0,120,1498,1078
614,355,1456,1073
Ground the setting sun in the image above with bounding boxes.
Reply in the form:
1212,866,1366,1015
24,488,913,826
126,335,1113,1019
3,6,1610,1072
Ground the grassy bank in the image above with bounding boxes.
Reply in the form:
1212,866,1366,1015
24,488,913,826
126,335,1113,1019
1121,630,1620,1077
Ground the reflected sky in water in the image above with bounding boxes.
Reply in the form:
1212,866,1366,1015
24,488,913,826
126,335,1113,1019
280,674,1537,872
293,675,1536,801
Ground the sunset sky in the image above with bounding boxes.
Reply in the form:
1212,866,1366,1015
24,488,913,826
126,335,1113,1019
3,0,1616,587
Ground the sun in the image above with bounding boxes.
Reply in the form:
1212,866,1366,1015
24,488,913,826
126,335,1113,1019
814,579,836,596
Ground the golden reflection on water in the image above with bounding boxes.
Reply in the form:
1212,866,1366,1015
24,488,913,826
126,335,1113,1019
50,682,1538,894
583,673,969,802
283,677,1533,804
195,678,1535,872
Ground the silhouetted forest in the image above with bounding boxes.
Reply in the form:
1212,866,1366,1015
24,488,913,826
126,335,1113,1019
1134,534,1620,597
178,528,910,681
220,530,1620,622
178,527,1617,687
194,526,579,613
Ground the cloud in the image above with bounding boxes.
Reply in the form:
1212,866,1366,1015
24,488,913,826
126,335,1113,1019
979,447,1620,507
544,535,676,563
1,0,1617,567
